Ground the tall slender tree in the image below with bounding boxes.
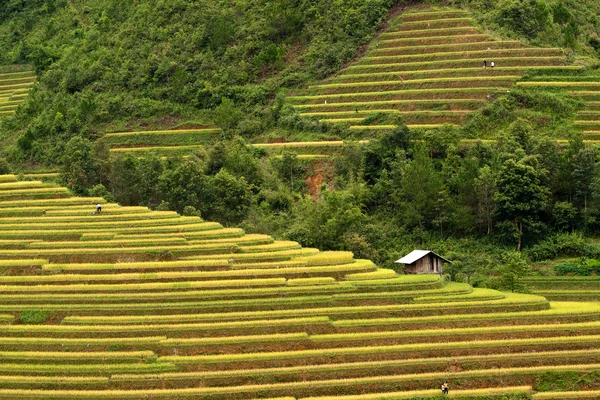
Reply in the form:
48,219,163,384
494,157,548,251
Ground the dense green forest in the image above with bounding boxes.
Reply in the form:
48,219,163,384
3,0,600,285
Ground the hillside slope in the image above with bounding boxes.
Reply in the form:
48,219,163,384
0,174,600,398
0,0,396,163
2,1,600,163
288,8,570,134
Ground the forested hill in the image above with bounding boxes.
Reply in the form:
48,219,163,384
0,0,397,162
2,0,600,163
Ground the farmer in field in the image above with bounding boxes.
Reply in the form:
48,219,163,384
441,382,449,395
491,61,495,69
96,204,102,214
483,59,487,69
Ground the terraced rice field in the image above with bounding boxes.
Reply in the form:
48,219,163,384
252,141,370,157
517,70,600,140
0,66,35,118
524,276,600,302
100,127,222,155
0,174,600,398
287,7,567,135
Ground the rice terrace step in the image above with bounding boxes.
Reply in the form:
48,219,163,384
0,65,35,118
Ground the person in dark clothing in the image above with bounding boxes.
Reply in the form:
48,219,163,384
441,382,449,395
96,204,102,214
483,59,487,69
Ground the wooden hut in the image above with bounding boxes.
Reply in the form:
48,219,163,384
395,250,451,276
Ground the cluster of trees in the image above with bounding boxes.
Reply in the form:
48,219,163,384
464,0,600,51
62,137,259,225
60,118,600,277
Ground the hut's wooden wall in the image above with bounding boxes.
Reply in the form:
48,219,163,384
404,254,443,274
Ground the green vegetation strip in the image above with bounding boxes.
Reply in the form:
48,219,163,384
0,379,533,398
378,26,478,39
0,376,107,387
115,349,600,381
0,362,176,375
0,351,155,362
307,76,521,89
163,338,600,364
0,389,287,399
188,233,273,246
0,263,374,284
524,276,600,281
342,58,567,73
61,293,547,324
0,277,288,293
183,247,320,261
534,391,600,399
288,87,504,101
46,206,150,216
518,81,600,87
253,141,369,148
28,237,188,249
0,215,199,230
0,188,69,200
303,110,471,119
112,227,245,240
310,320,600,343
162,332,309,347
0,211,178,223
357,48,563,63
412,288,505,303
369,41,523,56
301,387,532,400
239,241,301,252
0,286,356,310
0,388,531,400
43,259,229,272
109,145,204,153
293,98,486,110
122,364,600,397
104,128,221,136
0,337,165,347
0,181,45,190
333,301,600,327
0,317,331,335
0,242,238,257
0,197,103,208
345,269,397,280
0,259,47,267
0,283,469,307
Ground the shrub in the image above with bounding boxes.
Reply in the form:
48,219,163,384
0,159,10,175
553,258,600,276
182,206,201,217
19,310,50,324
88,184,115,202
495,0,551,39
527,233,587,261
